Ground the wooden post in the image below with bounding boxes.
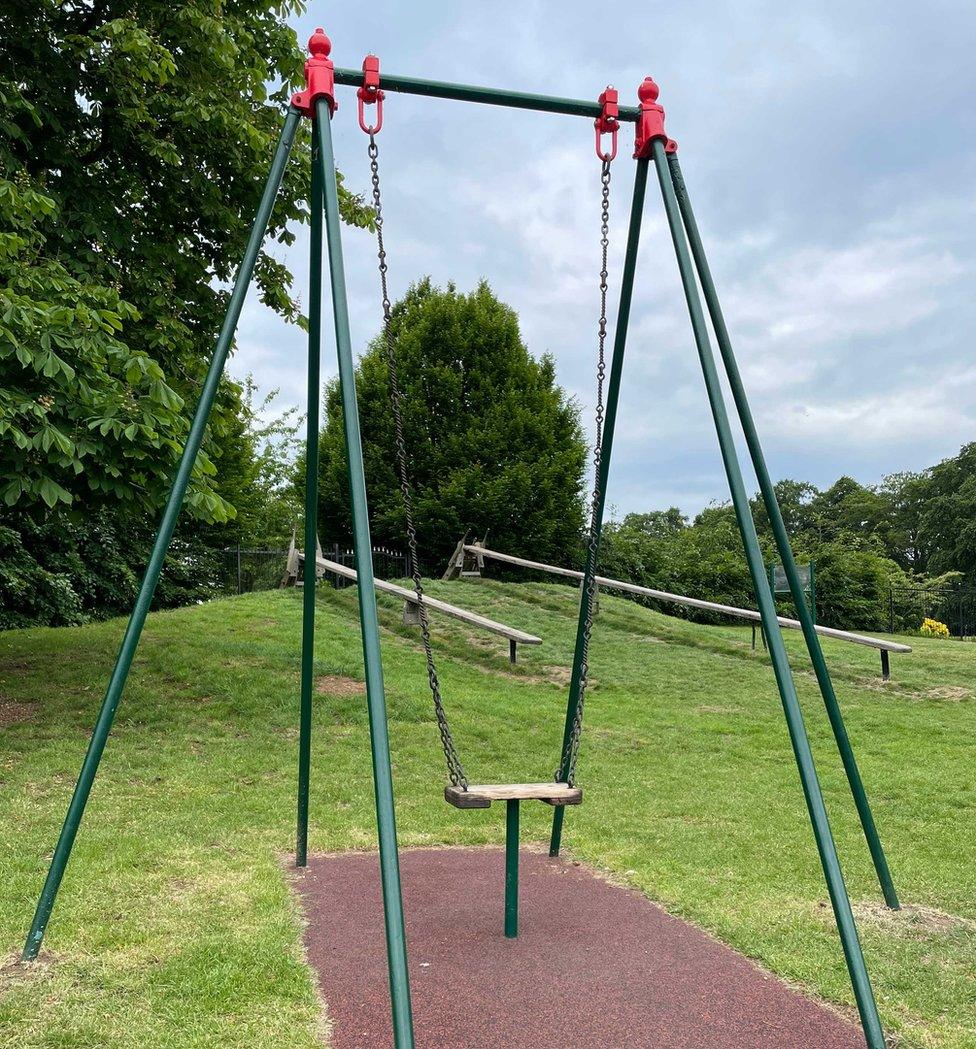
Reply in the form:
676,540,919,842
441,533,469,580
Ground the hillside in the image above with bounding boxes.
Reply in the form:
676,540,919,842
1,580,974,1047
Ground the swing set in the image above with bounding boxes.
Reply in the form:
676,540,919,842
22,28,899,1049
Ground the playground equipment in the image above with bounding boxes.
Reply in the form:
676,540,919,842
295,546,542,663
21,29,899,1049
449,540,912,679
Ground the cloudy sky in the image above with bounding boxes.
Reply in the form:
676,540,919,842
231,1,976,520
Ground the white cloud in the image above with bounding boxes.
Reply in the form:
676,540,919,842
224,2,976,518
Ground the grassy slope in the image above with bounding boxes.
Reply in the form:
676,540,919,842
1,580,974,1048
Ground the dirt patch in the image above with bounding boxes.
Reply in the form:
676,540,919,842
540,664,572,686
921,685,971,701
315,675,366,697
0,700,38,727
848,900,975,937
589,725,646,752
0,950,55,990
695,704,741,715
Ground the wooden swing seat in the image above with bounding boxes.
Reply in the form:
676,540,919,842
444,782,583,810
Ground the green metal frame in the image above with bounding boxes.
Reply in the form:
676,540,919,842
652,138,885,1045
550,159,650,857
19,58,895,1049
296,119,323,869
22,110,301,963
505,800,521,938
313,99,415,1045
667,152,898,913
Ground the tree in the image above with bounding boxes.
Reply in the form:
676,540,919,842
314,279,588,567
918,443,976,584
877,470,930,572
210,376,304,548
749,478,819,540
0,1,370,522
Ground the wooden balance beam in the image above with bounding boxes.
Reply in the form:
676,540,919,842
297,552,541,663
458,543,912,679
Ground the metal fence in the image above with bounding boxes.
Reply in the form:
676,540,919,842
222,544,417,595
888,584,976,639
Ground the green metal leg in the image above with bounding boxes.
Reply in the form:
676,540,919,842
21,112,301,963
550,159,650,858
505,800,520,938
666,151,899,912
652,138,885,1048
296,121,324,869
314,99,414,1049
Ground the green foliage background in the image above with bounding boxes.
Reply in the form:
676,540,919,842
0,1,358,624
313,279,589,568
599,465,974,634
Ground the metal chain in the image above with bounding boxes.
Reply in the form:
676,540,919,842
557,157,612,787
367,134,468,789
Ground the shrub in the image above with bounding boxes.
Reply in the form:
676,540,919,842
920,617,950,639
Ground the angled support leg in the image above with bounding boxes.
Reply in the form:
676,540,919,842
22,112,301,962
666,151,899,911
550,159,650,857
296,120,325,868
314,99,414,1049
651,138,885,1048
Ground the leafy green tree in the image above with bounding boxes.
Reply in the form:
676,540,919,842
749,479,818,539
211,376,303,547
314,279,588,567
810,537,906,631
0,0,369,521
876,470,931,572
918,443,976,584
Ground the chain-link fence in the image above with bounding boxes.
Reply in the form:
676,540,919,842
888,584,976,639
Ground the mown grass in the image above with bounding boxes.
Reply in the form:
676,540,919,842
1,578,974,1047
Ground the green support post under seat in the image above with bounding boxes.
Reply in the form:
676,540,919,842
314,99,415,1049
296,122,324,869
505,800,520,938
21,111,301,963
666,150,899,912
652,138,886,1048
550,159,651,859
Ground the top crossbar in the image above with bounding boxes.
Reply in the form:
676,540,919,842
333,67,641,121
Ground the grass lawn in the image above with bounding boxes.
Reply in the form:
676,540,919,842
1,578,974,1047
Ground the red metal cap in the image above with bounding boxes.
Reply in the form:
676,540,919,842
291,28,337,117
633,77,677,158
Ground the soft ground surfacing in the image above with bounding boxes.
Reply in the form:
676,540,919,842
1,582,974,1046
296,847,864,1048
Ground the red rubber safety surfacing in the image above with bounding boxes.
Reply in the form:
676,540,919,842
295,848,863,1048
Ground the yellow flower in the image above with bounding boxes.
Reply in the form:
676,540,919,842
920,618,949,639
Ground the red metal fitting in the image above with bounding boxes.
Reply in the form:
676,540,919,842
594,86,619,162
357,54,385,134
633,77,677,158
291,27,337,118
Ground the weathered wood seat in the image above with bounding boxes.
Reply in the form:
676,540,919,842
445,783,583,810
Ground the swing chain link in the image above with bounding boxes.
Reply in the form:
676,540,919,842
558,156,612,787
367,134,469,789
